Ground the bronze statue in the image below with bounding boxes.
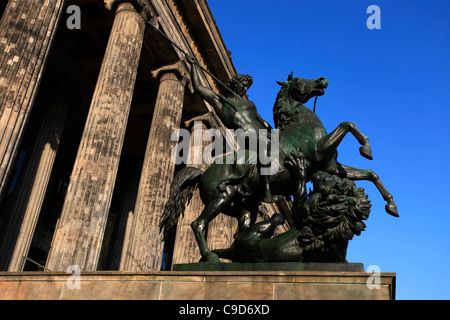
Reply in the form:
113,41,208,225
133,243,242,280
160,67,398,264
213,171,372,263
160,150,293,263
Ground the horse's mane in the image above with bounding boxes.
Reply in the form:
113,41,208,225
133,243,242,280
273,81,300,131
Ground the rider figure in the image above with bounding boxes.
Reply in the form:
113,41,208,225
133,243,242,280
186,55,274,202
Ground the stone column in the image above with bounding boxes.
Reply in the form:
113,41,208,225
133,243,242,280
0,0,65,203
122,61,189,271
205,116,238,255
108,168,140,270
207,214,238,255
0,94,68,271
46,1,150,272
170,119,208,266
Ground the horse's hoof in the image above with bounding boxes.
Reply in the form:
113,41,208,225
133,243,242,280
385,203,399,217
359,144,373,160
203,253,221,263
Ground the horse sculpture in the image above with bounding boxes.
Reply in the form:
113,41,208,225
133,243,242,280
160,151,294,263
160,73,398,263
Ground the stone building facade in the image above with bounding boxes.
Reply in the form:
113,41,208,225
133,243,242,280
0,1,397,301
0,0,292,274
0,0,247,273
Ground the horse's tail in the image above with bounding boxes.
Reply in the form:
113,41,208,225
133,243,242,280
160,167,204,242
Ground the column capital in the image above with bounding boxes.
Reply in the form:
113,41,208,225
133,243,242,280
104,0,158,26
151,61,191,88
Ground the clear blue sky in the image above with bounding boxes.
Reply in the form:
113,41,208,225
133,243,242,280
208,0,450,300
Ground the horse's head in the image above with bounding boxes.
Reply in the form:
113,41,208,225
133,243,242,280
274,73,329,130
277,73,328,104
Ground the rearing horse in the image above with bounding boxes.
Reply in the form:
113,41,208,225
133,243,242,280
160,73,398,263
274,73,398,218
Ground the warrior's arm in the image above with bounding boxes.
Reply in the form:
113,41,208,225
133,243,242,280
186,55,226,114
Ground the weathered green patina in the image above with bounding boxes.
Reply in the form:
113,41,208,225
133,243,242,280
213,171,371,263
160,69,398,264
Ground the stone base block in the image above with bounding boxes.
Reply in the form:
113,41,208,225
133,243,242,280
0,270,395,300
173,262,365,272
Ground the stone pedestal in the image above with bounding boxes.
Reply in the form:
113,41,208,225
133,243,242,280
173,262,365,272
0,270,395,300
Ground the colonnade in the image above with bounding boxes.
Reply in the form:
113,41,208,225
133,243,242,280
0,0,233,272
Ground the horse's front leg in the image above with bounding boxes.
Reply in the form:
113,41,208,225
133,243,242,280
335,163,399,217
318,121,373,161
191,198,229,263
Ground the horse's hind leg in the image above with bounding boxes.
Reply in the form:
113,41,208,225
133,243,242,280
191,198,229,263
236,208,251,236
318,121,373,160
335,163,399,217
